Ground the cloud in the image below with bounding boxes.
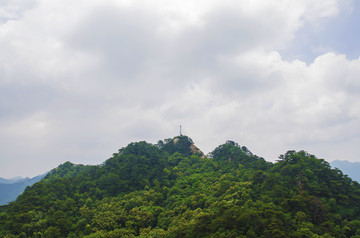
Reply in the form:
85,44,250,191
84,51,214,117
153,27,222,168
1,0,359,177
0,0,37,23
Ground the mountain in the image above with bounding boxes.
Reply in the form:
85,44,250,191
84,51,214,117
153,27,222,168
0,173,47,205
1,136,360,237
331,160,360,182
0,177,28,184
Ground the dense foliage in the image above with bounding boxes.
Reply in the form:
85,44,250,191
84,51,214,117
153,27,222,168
1,136,360,237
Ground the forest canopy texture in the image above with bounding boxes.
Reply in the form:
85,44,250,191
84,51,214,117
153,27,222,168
1,136,360,238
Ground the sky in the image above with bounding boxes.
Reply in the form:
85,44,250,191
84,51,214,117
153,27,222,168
1,0,360,178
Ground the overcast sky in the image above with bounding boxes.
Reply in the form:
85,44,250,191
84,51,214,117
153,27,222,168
1,0,360,178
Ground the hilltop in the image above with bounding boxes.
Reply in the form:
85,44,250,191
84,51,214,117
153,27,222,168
157,135,206,158
1,136,360,237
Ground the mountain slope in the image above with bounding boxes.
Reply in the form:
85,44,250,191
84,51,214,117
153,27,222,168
1,137,360,237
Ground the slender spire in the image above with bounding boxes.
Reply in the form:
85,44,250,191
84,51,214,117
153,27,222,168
180,125,182,136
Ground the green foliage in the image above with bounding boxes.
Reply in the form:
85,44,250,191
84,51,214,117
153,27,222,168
158,136,194,157
209,140,271,170
1,137,360,237
43,161,92,182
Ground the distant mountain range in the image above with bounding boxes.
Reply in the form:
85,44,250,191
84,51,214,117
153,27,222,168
330,160,360,182
0,173,47,205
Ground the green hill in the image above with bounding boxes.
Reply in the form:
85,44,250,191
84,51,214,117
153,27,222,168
1,136,360,237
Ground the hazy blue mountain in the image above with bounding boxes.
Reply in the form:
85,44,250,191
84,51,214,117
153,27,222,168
0,178,12,184
0,173,47,205
0,176,30,184
331,160,360,182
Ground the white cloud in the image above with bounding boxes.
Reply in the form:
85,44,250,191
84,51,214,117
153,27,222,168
1,0,360,177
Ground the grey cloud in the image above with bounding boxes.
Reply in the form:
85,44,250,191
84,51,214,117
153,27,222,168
0,0,36,23
65,2,296,92
0,83,63,119
67,5,164,80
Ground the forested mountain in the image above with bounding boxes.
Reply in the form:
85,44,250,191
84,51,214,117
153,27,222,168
0,174,47,205
1,135,360,237
331,160,360,182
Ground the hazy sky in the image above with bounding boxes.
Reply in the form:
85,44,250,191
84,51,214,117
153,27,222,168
1,0,360,178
